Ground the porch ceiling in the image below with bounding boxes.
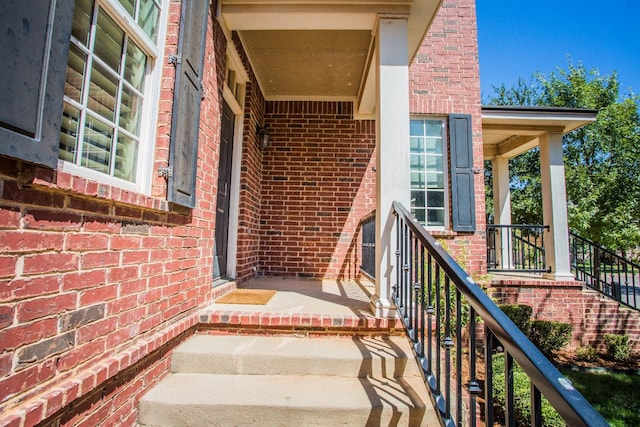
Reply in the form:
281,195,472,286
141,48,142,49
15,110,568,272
219,0,443,112
482,106,598,159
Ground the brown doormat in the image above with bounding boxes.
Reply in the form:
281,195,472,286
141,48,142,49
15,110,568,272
215,289,277,305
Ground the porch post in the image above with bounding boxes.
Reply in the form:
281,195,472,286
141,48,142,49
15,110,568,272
492,156,513,269
372,16,410,317
539,132,573,280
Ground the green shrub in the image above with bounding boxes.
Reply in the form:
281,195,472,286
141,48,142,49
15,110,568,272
529,320,572,356
499,304,533,335
491,353,565,426
575,346,599,362
604,334,631,362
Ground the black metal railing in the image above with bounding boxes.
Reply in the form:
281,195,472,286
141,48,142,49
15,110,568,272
570,232,640,310
392,202,607,427
486,224,549,273
360,213,376,278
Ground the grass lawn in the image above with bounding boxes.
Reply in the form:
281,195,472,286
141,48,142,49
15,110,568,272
561,368,640,427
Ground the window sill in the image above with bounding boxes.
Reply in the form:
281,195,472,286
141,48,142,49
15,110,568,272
428,229,458,238
31,167,171,212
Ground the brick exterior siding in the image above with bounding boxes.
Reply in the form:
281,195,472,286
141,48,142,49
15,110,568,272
409,0,487,277
491,280,640,352
0,4,228,425
259,101,376,279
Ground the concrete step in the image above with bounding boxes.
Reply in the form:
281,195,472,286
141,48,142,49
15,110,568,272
137,372,436,427
170,334,422,378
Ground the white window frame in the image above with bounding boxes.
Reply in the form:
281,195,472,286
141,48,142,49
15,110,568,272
58,0,169,195
409,116,450,230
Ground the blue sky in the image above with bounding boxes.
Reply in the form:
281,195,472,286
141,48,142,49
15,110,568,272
476,0,640,101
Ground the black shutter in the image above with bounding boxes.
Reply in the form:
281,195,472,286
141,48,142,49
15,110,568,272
167,0,210,207
0,0,74,168
449,113,476,232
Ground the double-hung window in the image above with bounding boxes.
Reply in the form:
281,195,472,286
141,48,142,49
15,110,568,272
59,0,163,189
410,118,447,228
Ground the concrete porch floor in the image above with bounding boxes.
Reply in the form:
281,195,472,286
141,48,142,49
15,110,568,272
199,276,404,333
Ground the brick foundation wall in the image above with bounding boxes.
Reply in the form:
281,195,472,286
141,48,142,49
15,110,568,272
409,0,487,277
491,280,640,352
260,101,376,279
0,4,228,426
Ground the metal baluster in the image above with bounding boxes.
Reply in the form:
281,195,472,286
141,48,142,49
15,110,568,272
427,254,434,378
455,287,463,424
484,326,494,426
406,230,413,330
435,264,442,401
468,307,481,427
505,350,515,427
419,244,426,360
444,276,453,421
531,383,542,427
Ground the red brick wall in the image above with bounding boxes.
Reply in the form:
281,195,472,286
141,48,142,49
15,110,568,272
409,0,487,277
491,281,640,352
0,3,228,425
260,101,376,279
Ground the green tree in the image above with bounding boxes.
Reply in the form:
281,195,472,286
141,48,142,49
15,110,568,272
485,61,640,250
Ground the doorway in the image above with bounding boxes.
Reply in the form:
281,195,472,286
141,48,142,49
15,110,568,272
213,100,235,279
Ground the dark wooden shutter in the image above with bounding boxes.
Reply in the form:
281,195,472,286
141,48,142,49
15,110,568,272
167,0,210,207
0,0,74,168
449,113,476,232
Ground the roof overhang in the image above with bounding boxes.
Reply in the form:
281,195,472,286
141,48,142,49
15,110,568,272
218,0,443,114
482,106,598,159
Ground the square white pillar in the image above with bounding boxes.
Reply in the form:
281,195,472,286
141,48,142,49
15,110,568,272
492,157,513,269
539,132,573,280
372,17,411,317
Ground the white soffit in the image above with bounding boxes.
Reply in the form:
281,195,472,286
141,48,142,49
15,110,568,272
220,0,442,105
482,107,598,159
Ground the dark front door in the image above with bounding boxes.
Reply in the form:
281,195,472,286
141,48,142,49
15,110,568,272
213,101,234,279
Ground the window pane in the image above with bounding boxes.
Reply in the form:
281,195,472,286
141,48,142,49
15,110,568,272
82,118,114,174
425,137,443,154
426,155,443,170
72,0,94,46
138,0,161,42
410,137,423,153
59,104,81,162
65,45,87,103
124,40,147,91
88,63,118,122
410,120,423,137
410,155,425,170
411,191,425,209
427,209,445,227
427,191,445,208
118,0,135,15
425,120,441,137
412,209,426,223
114,133,138,182
426,172,444,189
119,84,143,134
95,8,124,72
411,172,425,189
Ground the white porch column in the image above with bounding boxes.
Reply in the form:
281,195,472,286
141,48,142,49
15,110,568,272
492,157,513,269
372,16,410,317
539,132,573,280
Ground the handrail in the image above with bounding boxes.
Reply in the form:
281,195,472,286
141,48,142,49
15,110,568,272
486,224,549,273
570,231,640,310
392,202,607,427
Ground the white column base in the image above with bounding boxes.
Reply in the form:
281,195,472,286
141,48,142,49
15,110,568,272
370,294,396,318
542,272,575,281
